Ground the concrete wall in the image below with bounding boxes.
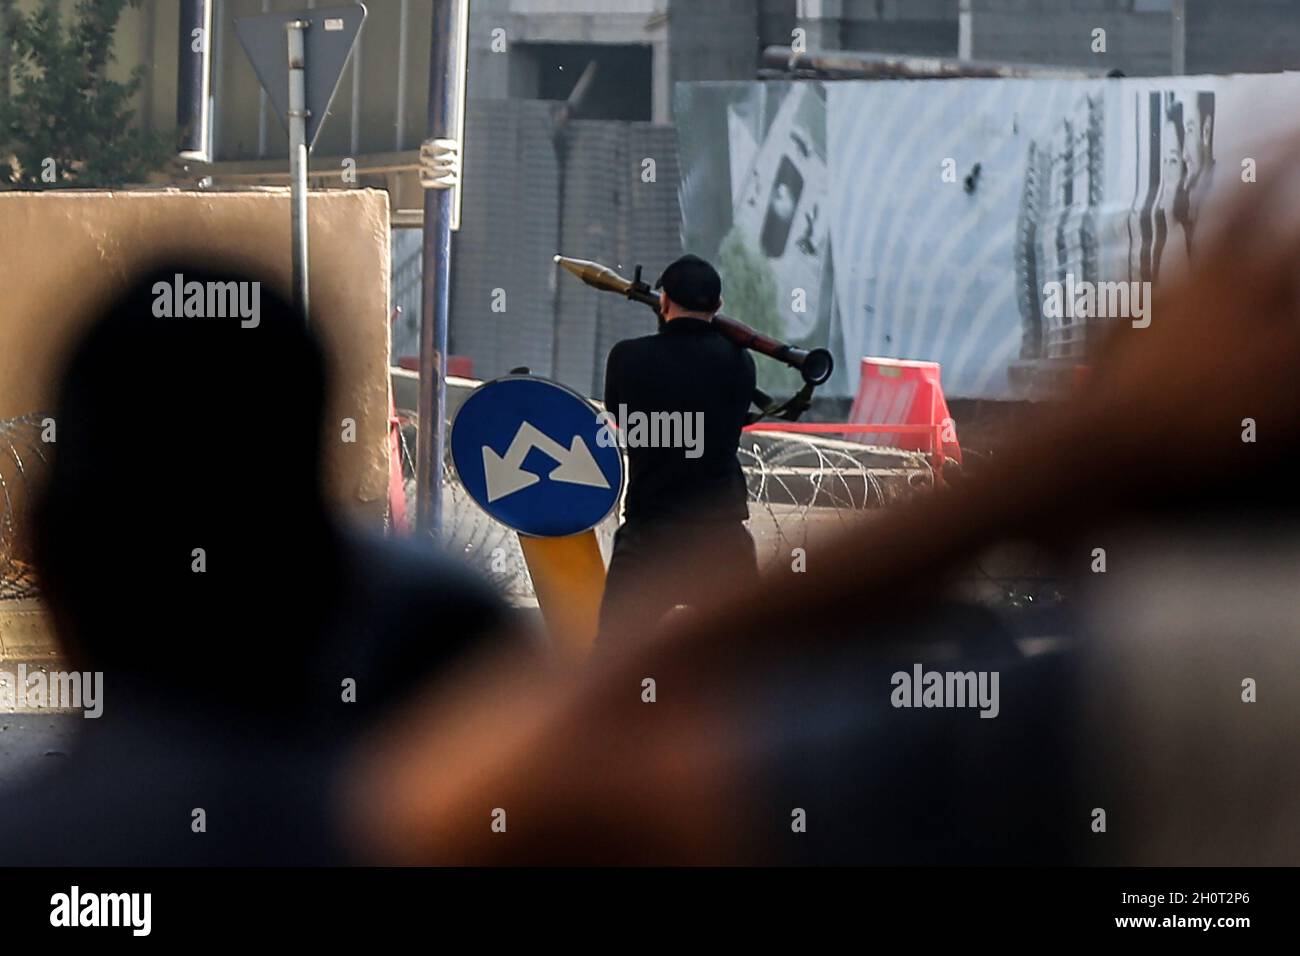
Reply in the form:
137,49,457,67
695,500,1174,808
971,0,1172,75
761,0,798,50
0,188,393,526
811,0,959,57
1187,0,1300,74
758,0,1300,78
968,0,1300,77
667,0,761,102
448,99,560,383
2,0,436,160
437,101,680,397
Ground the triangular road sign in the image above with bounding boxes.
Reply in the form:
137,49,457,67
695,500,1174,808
234,4,367,151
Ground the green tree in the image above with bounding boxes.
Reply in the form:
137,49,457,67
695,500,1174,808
0,0,173,188
717,226,802,395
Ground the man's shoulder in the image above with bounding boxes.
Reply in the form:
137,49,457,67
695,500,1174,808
607,334,663,375
610,333,662,356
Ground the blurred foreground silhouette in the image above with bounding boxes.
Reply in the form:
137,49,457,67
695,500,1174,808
0,263,525,865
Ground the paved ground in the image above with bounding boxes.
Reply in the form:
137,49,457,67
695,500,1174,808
0,600,77,792
0,713,79,794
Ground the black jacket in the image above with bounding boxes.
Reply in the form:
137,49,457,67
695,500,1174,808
603,318,755,524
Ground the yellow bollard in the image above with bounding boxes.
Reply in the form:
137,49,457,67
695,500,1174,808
517,529,607,661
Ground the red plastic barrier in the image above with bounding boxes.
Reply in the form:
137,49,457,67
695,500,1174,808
744,357,961,478
387,391,409,534
396,354,474,378
851,357,959,463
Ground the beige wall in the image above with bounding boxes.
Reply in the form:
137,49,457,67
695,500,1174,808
3,0,431,160
0,187,393,526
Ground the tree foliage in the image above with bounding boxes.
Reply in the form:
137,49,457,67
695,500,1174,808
0,0,173,188
718,226,802,395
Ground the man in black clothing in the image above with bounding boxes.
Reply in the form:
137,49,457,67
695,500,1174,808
598,254,758,643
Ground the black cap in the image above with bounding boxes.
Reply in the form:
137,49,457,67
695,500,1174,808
655,254,722,313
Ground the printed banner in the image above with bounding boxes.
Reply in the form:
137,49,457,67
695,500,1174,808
676,73,1300,399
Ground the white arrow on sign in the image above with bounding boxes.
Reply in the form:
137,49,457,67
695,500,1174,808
482,421,611,503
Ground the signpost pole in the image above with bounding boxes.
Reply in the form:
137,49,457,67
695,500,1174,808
286,18,311,322
415,0,462,540
236,5,367,326
448,376,623,659
177,0,213,161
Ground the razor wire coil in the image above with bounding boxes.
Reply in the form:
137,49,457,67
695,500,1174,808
397,414,934,602
0,414,51,602
2,413,933,605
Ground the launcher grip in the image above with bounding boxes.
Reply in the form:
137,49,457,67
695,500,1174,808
712,314,835,386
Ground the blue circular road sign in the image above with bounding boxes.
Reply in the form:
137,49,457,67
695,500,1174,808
450,376,624,537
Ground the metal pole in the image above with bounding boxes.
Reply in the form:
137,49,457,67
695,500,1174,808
395,0,410,151
1171,0,1186,76
141,0,157,136
210,0,225,160
287,19,311,322
416,0,459,538
177,0,212,160
257,0,270,158
350,16,363,156
957,0,972,63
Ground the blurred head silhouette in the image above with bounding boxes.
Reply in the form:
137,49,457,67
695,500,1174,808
35,261,341,710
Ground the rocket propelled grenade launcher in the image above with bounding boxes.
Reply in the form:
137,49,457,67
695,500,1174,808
554,255,835,388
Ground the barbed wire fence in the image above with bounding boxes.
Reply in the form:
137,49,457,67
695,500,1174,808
7,410,1058,609
397,415,1060,610
394,415,936,602
0,414,50,602
739,431,932,564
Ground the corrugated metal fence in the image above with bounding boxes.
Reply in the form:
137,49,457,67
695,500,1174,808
392,101,683,399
